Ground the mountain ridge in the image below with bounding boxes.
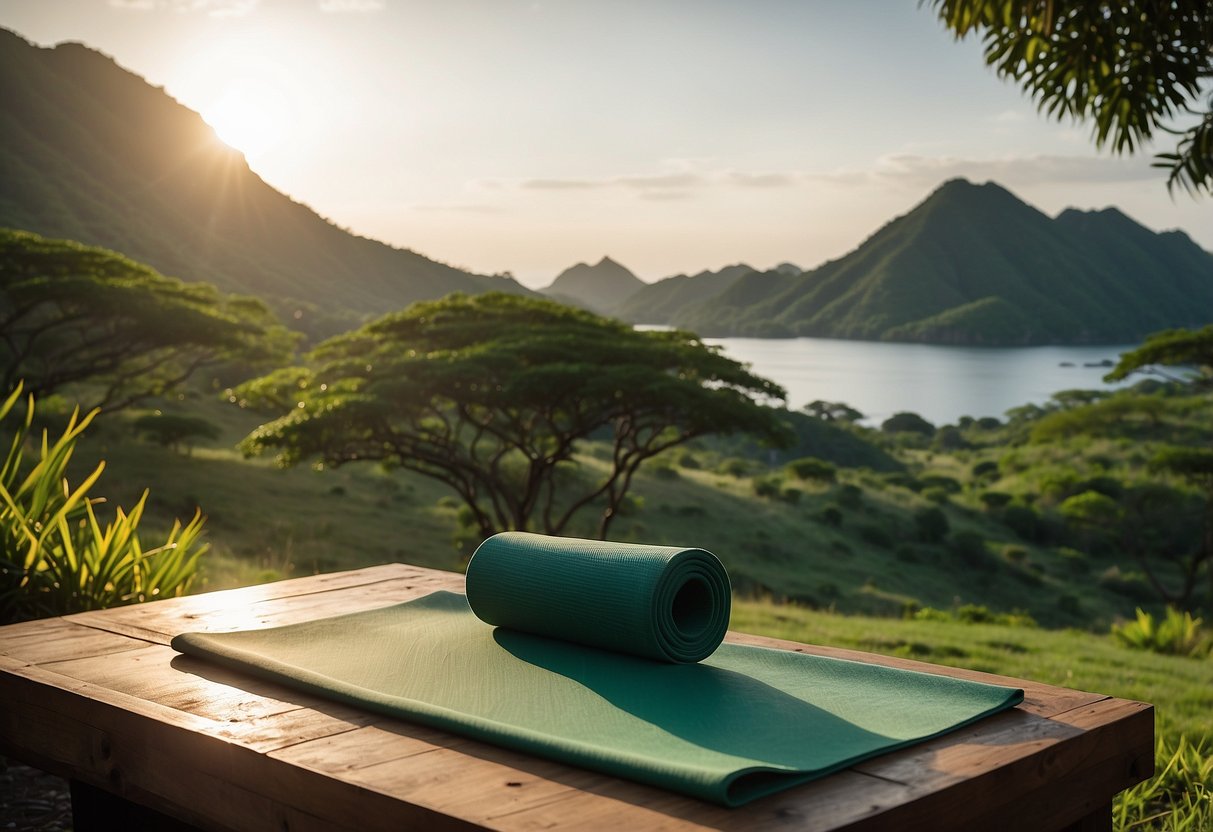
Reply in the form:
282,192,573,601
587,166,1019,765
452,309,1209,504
647,179,1213,344
0,28,530,337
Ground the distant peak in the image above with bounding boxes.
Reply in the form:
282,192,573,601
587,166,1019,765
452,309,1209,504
596,255,619,267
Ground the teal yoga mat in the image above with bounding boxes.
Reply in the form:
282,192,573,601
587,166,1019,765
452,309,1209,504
172,537,1023,806
466,532,730,663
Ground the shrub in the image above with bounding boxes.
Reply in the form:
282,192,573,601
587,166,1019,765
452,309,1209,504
837,483,863,508
922,486,950,504
779,487,802,505
0,385,206,623
979,491,1013,510
949,531,992,569
785,457,837,482
752,476,781,499
818,505,844,527
677,451,701,470
1001,504,1041,540
651,464,680,481
881,411,936,436
1111,608,1211,657
914,506,949,543
858,523,893,548
971,459,1000,480
920,474,962,493
718,458,751,477
1001,545,1028,563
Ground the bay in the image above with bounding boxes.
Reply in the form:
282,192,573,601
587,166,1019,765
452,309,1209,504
702,336,1138,426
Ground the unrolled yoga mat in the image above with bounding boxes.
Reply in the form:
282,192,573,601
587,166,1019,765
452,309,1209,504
172,539,1024,806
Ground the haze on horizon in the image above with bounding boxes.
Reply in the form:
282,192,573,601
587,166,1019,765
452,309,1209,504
3,0,1210,289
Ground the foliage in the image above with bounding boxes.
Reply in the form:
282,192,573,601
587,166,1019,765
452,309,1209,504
914,506,949,543
1112,607,1211,658
785,456,837,482
0,229,295,412
882,411,936,436
929,0,1213,194
1116,734,1213,832
1109,325,1213,387
802,400,863,423
0,385,206,623
911,604,1036,628
238,293,789,540
134,413,221,454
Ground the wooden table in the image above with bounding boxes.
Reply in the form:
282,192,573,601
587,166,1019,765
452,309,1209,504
0,564,1153,831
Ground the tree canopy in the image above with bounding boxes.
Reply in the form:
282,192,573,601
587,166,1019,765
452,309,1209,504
930,0,1213,194
1107,325,1213,385
0,228,296,411
237,292,789,540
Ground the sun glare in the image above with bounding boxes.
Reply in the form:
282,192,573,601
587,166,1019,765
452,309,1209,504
204,80,294,160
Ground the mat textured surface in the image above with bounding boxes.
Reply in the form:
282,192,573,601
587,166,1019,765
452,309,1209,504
173,591,1023,806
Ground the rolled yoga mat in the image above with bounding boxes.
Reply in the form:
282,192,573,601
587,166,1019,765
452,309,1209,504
465,532,730,663
172,535,1024,807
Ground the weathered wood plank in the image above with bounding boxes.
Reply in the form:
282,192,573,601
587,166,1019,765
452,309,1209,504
0,617,150,664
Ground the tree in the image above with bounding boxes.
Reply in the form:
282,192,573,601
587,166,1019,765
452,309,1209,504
803,400,863,423
1149,447,1213,608
930,1,1213,194
133,413,222,455
0,229,296,412
237,293,789,540
881,411,936,436
1106,325,1213,386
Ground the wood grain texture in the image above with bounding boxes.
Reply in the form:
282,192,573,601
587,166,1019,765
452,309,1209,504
0,563,1153,831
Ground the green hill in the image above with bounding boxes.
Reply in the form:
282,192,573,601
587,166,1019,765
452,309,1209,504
540,256,646,314
614,263,758,324
0,28,530,337
672,179,1213,344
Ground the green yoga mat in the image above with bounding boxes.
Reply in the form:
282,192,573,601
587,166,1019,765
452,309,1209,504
466,532,731,663
172,536,1024,806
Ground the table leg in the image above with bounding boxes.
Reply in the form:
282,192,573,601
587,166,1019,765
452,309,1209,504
70,779,201,831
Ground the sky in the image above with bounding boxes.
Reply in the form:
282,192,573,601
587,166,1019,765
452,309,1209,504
2,0,1210,288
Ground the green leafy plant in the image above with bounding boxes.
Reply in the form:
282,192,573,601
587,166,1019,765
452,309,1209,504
1112,608,1211,658
0,384,206,622
1115,734,1213,831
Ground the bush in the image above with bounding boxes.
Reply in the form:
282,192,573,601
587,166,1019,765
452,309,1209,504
881,411,936,436
858,523,894,548
818,505,844,527
837,483,863,508
949,531,992,569
0,385,206,623
785,457,837,482
133,412,221,454
914,506,949,543
1112,608,1211,657
780,487,802,505
922,486,950,504
752,476,781,499
920,474,962,493
677,451,701,469
1001,504,1041,540
979,491,1013,510
971,459,1000,480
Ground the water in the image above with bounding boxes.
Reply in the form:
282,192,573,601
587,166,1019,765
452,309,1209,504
702,336,1138,426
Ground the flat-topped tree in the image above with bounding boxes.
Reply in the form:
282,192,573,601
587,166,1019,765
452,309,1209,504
0,229,296,412
237,292,789,540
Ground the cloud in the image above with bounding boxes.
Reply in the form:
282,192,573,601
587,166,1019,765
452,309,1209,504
991,110,1026,124
510,166,794,194
804,154,1158,188
318,0,385,11
108,0,258,15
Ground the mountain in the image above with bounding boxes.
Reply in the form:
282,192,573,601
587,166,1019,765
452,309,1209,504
539,256,646,314
671,179,1213,344
614,263,758,325
0,28,529,338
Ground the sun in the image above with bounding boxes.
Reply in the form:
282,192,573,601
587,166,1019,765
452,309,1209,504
203,80,294,160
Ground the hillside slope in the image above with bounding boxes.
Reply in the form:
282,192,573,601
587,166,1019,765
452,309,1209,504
674,179,1213,344
0,28,528,336
540,256,645,314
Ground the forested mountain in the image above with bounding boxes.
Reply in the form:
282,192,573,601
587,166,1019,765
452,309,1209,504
0,28,528,337
540,256,645,314
614,264,758,324
669,179,1213,344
